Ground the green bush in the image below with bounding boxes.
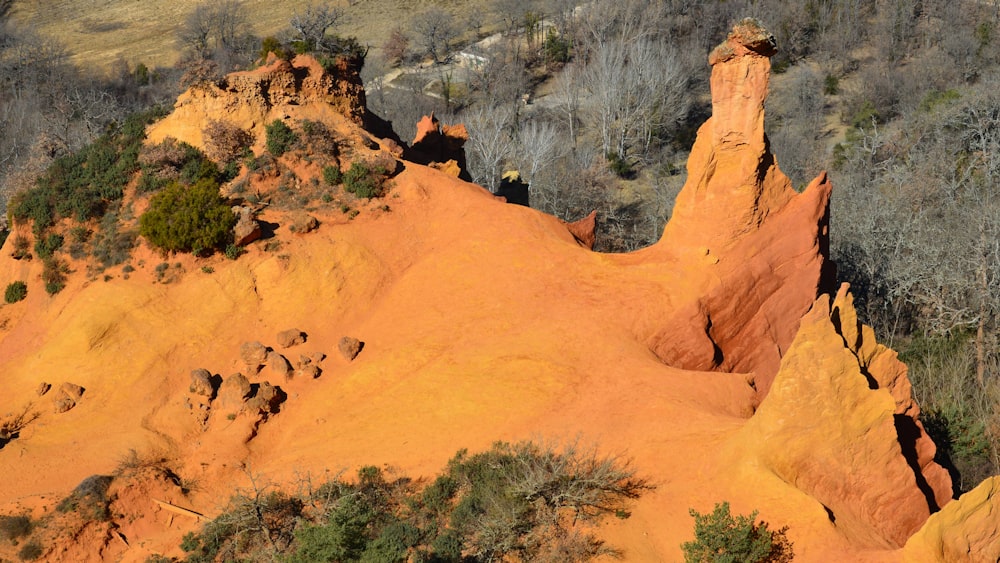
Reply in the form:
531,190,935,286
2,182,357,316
10,106,165,234
224,244,245,260
606,151,633,178
10,236,31,260
4,281,27,304
180,441,648,562
42,258,69,295
56,475,113,522
682,502,793,563
343,162,388,199
34,233,63,260
323,165,342,186
16,539,42,561
265,120,299,157
0,514,32,541
139,179,236,254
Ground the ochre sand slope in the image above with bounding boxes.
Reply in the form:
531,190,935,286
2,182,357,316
0,20,996,562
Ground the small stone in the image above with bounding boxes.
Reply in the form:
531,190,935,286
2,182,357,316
338,337,363,361
36,382,51,396
189,369,215,397
267,350,293,379
277,329,306,349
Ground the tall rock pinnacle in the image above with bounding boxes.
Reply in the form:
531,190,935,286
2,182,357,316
648,19,834,396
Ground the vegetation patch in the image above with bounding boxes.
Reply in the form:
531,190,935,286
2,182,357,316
343,161,389,199
178,441,649,562
4,281,27,304
139,179,236,254
682,501,793,563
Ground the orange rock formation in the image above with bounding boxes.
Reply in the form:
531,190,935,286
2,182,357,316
0,21,994,562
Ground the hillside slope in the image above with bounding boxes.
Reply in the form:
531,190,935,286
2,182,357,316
0,21,996,562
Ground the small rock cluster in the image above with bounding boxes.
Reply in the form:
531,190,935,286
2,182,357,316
184,328,365,430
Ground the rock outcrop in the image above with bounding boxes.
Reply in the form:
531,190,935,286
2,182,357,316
649,18,834,397
338,336,363,361
407,113,471,180
233,206,262,247
737,286,952,548
277,329,306,349
146,54,366,153
903,476,1000,562
52,383,84,413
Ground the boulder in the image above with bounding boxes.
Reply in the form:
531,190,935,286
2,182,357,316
296,365,322,379
53,382,85,413
36,382,51,396
277,329,306,348
338,337,363,361
233,206,262,246
240,341,269,370
244,382,284,415
288,213,319,234
267,350,293,379
189,369,215,397
216,373,252,413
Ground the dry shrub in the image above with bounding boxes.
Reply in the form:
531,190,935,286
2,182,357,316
204,120,253,164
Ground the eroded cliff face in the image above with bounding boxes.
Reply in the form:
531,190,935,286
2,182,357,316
648,19,834,397
146,53,366,151
738,285,952,548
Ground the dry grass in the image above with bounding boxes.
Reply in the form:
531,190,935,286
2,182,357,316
11,0,499,70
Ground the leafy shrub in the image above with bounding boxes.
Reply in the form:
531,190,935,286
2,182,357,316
42,258,69,295
0,514,32,541
10,236,30,260
606,151,633,178
139,179,236,254
343,162,389,199
323,165,342,186
10,106,165,234
34,233,63,260
265,120,298,157
823,74,840,95
544,29,571,63
5,281,27,304
682,502,793,563
179,441,648,562
16,539,42,561
224,244,245,260
260,36,290,60
138,138,220,193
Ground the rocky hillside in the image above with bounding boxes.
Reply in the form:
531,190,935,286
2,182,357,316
0,21,996,562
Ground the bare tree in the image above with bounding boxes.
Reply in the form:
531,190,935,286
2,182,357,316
514,118,562,186
178,1,252,69
583,38,690,164
290,1,344,54
411,7,458,63
465,104,516,192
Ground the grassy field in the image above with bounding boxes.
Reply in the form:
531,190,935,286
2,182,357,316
12,0,494,70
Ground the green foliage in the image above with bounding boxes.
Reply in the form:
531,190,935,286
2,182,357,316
0,228,8,250
903,333,1000,493
850,100,881,129
543,29,571,63
323,165,342,186
10,236,30,260
265,120,299,157
34,233,63,260
0,514,32,541
4,281,27,304
16,540,43,561
224,244,245,260
606,151,633,178
42,257,69,295
139,179,236,254
180,442,648,562
10,106,165,235
823,74,839,95
260,36,289,60
682,502,792,563
91,212,137,268
56,475,113,521
919,89,961,113
343,162,389,199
